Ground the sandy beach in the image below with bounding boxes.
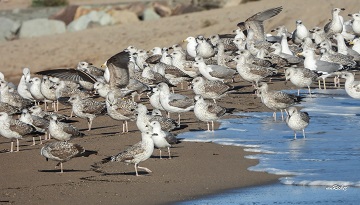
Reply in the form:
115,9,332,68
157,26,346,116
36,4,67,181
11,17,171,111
0,0,359,204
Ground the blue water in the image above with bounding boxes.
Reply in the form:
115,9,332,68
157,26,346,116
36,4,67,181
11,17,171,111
178,89,360,204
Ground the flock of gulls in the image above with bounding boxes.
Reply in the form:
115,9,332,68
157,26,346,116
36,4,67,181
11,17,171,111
1,6,360,175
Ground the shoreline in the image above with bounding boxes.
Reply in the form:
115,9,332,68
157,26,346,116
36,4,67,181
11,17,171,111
0,77,286,205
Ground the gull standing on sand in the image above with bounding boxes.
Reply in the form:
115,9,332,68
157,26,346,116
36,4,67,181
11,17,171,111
324,8,345,37
297,49,343,90
17,68,34,101
233,55,277,87
191,76,234,103
292,20,309,45
0,112,39,152
193,95,231,131
102,131,154,176
68,95,106,131
150,121,177,159
341,72,360,99
149,87,165,111
29,77,46,105
348,13,360,37
285,67,319,96
0,80,33,109
19,108,49,145
256,83,303,121
149,109,178,132
40,76,57,111
286,107,310,139
48,115,84,141
40,141,89,173
106,91,137,133
157,83,194,125
29,105,68,122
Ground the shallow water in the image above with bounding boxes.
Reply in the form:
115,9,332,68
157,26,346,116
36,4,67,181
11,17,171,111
178,89,360,204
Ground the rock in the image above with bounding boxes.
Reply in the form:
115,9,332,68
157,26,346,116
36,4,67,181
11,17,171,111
172,4,204,16
98,11,113,26
19,18,66,38
153,2,172,17
0,17,20,41
125,3,146,17
223,0,243,8
108,9,139,25
67,14,91,32
49,5,79,25
142,7,161,21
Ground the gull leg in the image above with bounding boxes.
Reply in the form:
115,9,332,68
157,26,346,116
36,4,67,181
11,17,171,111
16,139,19,152
32,137,36,146
318,80,321,90
134,164,139,176
88,119,92,131
273,112,277,121
60,162,63,173
126,121,129,133
122,121,125,133
302,129,306,138
213,99,217,104
168,147,171,159
70,110,74,118
159,149,162,159
137,165,152,174
323,78,327,90
281,110,284,121
297,89,300,96
207,122,210,131
211,121,214,132
308,86,312,98
10,141,14,153
178,113,181,126
294,132,297,140
39,134,43,144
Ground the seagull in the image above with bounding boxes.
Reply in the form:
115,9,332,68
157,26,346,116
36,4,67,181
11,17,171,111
28,105,68,122
39,76,57,111
324,8,345,37
106,91,137,133
297,49,343,89
292,20,309,45
102,131,155,176
194,95,228,131
233,55,277,87
150,120,177,159
256,83,303,121
0,112,40,152
237,6,283,42
19,108,49,145
68,95,106,131
149,109,178,132
149,87,165,112
102,50,131,89
48,115,84,141
285,67,319,96
348,12,360,37
340,72,360,99
17,68,34,101
0,80,33,109
41,141,93,173
191,76,234,103
28,77,46,105
157,83,194,125
0,102,21,115
36,66,98,91
286,107,310,139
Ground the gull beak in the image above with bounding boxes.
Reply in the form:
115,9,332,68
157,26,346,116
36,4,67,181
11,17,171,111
183,39,187,43
349,41,354,45
348,13,353,17
341,8,345,11
296,53,303,56
101,63,106,68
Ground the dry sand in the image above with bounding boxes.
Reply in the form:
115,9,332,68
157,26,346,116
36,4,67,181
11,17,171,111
0,0,359,204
